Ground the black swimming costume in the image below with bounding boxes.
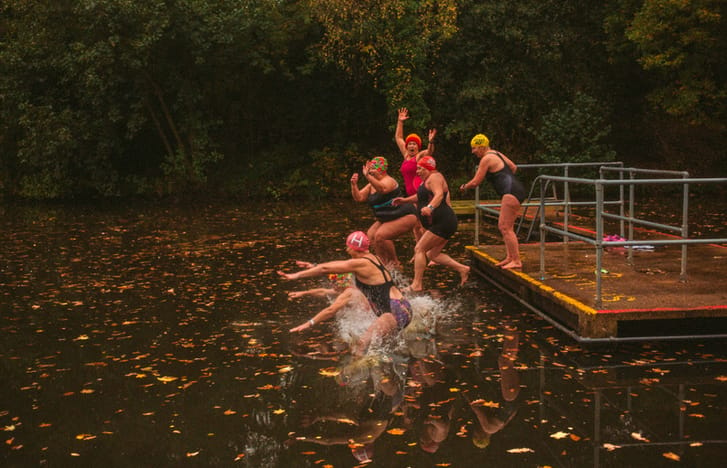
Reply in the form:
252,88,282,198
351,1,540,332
485,151,527,203
355,256,411,330
367,185,416,222
416,184,458,239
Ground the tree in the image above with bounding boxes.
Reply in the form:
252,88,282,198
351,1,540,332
607,0,726,127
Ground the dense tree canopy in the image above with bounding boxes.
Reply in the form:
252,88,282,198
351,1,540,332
1,0,724,199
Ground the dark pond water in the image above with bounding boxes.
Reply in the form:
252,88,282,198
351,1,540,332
1,199,725,467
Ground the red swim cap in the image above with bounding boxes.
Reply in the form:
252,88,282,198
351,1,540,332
417,156,436,172
346,231,370,252
405,133,422,149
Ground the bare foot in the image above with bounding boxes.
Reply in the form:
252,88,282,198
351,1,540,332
501,261,522,270
459,266,470,286
495,258,511,267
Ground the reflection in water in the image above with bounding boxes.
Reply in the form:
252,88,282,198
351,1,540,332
0,200,725,467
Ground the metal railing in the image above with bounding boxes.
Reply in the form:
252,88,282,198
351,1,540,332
474,161,624,245
534,173,727,308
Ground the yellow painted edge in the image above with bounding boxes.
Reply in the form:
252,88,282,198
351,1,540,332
466,245,598,315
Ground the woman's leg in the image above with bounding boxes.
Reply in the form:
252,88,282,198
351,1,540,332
354,313,398,355
497,195,522,269
373,215,417,268
411,231,446,291
428,252,470,286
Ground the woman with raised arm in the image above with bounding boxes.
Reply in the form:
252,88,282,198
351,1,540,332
351,156,417,268
395,107,436,196
278,231,412,355
394,156,470,291
460,134,526,269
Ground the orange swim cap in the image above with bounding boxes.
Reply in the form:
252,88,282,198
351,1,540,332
405,133,422,149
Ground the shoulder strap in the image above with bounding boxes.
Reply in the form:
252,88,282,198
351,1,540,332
362,256,391,282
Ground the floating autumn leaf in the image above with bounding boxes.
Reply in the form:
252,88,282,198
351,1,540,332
663,452,680,461
603,443,621,451
234,453,245,461
272,409,285,415
278,365,293,374
75,434,96,441
318,368,340,377
186,451,199,457
506,447,535,453
688,413,705,418
74,335,89,341
469,399,500,408
80,389,95,394
550,431,569,439
715,375,727,382
3,425,15,432
157,376,178,383
631,432,649,442
569,433,581,441
387,428,406,435
256,384,279,390
223,409,236,415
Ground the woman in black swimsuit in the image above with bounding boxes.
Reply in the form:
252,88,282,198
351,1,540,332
460,134,524,269
351,156,418,268
393,156,470,291
278,231,412,355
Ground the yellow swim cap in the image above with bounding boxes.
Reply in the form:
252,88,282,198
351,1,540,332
470,134,490,148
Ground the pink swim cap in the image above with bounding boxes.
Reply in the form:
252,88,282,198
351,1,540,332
346,231,370,252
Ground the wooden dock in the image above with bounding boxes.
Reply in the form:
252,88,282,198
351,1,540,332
467,216,727,342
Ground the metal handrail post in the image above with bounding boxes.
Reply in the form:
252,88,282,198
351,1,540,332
627,170,635,265
680,175,689,281
475,185,480,246
563,165,570,243
540,178,547,280
619,169,625,238
595,181,604,308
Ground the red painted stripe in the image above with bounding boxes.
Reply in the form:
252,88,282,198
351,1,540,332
597,304,727,314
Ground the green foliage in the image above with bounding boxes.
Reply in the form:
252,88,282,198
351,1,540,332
607,0,726,127
0,0,724,200
530,92,616,164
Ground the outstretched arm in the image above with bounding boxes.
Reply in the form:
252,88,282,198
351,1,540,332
278,259,358,281
421,128,437,157
290,288,355,332
395,108,409,157
460,157,490,191
350,172,370,202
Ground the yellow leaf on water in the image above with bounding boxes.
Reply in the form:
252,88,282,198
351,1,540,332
663,452,680,461
387,428,406,435
318,368,340,377
715,375,727,382
157,376,178,383
75,434,96,441
273,409,286,415
506,447,534,453
186,451,199,457
223,409,236,415
631,432,649,442
550,431,569,439
603,443,621,451
278,366,293,374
